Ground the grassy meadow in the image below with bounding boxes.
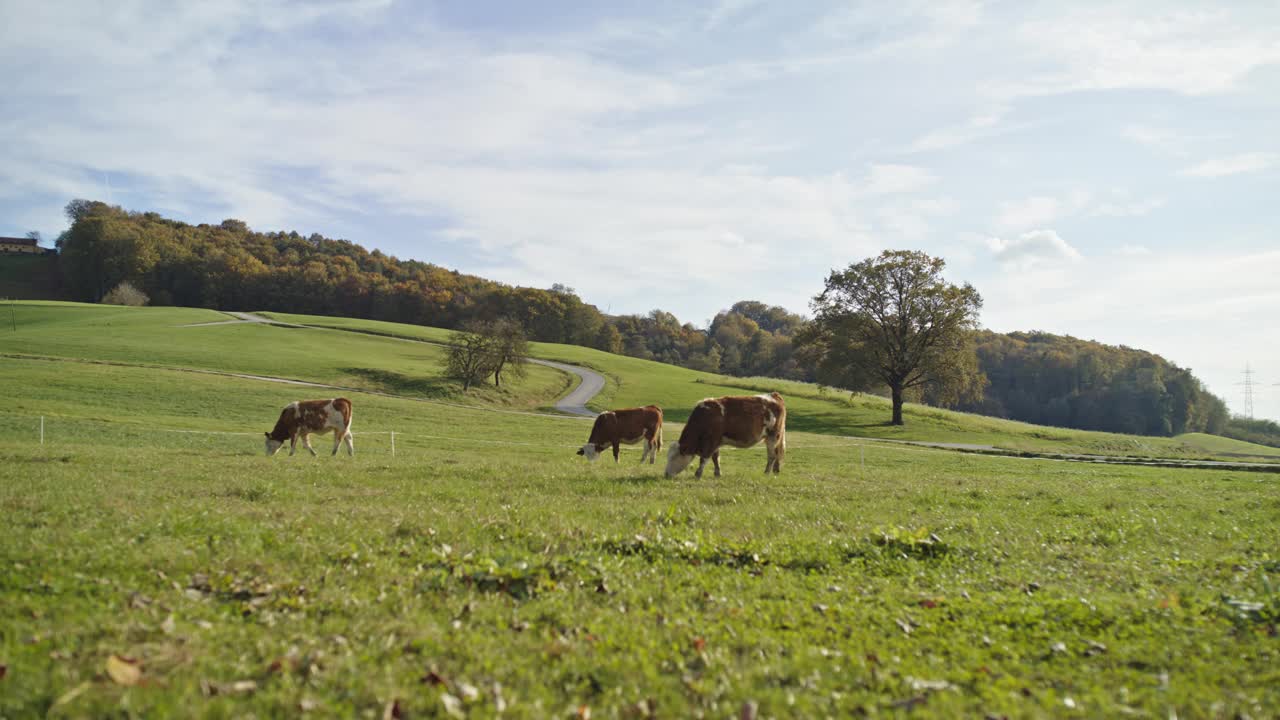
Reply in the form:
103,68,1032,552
2,302,1279,718
263,309,1280,463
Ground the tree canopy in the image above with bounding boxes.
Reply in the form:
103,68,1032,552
802,250,984,425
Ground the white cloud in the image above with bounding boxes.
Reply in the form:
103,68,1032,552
995,190,1163,230
996,196,1062,231
704,0,764,30
1089,197,1166,218
861,164,936,195
1115,244,1152,256
1179,153,1277,178
1007,8,1280,97
986,229,1082,270
816,0,985,55
910,106,1012,152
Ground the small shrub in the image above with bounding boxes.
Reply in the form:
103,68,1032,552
100,281,149,306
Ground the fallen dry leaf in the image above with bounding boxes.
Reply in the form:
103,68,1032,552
106,654,142,686
383,698,403,720
577,704,591,720
441,693,464,719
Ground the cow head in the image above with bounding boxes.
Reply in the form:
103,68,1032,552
577,443,603,461
265,432,284,456
664,444,695,477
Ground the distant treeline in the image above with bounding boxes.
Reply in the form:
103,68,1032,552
955,331,1230,437
51,200,1276,446
53,200,804,379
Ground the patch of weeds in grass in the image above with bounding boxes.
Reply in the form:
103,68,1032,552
415,545,588,600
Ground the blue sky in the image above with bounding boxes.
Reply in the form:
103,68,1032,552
2,0,1278,420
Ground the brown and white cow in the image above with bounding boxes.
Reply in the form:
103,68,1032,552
665,392,785,478
577,405,664,464
264,398,354,457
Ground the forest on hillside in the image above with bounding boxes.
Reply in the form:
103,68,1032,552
46,200,1273,446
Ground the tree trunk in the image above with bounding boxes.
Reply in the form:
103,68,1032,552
891,383,905,426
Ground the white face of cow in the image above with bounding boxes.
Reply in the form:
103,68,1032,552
664,444,695,477
578,443,601,461
265,434,284,456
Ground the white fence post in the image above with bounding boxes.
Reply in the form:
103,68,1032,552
391,431,396,457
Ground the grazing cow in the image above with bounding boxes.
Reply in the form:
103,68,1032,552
264,398,354,457
577,405,664,464
665,392,785,478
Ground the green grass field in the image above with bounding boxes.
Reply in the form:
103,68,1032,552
3,303,1279,718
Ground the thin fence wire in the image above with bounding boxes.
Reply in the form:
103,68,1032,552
2,411,958,463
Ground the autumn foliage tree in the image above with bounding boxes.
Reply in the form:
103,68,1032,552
802,250,984,426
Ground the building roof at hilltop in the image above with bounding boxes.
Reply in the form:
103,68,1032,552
0,236,39,246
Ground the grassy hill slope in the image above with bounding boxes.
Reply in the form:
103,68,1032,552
2,302,570,410
261,310,1280,462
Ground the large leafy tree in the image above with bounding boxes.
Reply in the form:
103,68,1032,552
802,250,984,426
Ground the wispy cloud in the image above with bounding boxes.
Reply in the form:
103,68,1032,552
996,197,1063,231
1005,8,1280,97
1179,153,1277,178
986,229,1082,270
861,164,936,195
909,106,1012,153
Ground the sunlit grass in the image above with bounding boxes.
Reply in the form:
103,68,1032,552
3,303,1279,717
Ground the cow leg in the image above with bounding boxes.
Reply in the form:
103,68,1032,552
612,442,621,463
302,433,317,457
712,451,722,478
694,455,709,479
771,435,784,473
765,435,777,473
332,430,342,456
289,434,298,456
344,431,354,456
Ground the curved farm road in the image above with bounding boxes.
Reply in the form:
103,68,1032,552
529,359,605,417
190,312,606,417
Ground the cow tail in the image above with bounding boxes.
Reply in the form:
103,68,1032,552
336,397,353,434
